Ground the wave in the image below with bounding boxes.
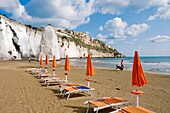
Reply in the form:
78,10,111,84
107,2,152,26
142,61,160,63
142,62,170,66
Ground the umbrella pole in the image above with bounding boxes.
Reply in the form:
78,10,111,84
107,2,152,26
53,68,55,75
131,89,144,107
45,65,47,73
87,77,90,87
66,75,68,83
65,71,69,83
136,88,139,106
136,94,139,106
85,77,93,87
88,81,90,87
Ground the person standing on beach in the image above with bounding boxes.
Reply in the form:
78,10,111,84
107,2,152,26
120,59,124,70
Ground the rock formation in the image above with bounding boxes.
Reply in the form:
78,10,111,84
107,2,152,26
40,25,60,60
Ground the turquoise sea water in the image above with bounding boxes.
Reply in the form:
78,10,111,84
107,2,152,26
58,56,170,75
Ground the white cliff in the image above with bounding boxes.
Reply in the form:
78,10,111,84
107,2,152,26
0,16,21,60
0,14,122,60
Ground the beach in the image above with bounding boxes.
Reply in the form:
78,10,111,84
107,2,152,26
0,60,169,113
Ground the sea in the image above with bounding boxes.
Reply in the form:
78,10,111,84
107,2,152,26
58,56,170,75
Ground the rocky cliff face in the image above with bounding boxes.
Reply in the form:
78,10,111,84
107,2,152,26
0,14,123,60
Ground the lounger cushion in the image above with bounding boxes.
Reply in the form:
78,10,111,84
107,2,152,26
122,106,155,113
75,86,90,90
89,100,109,107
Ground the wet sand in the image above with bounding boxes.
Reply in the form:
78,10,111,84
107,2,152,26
0,60,169,113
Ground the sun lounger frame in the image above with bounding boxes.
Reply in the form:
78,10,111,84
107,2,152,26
84,97,129,113
61,86,94,100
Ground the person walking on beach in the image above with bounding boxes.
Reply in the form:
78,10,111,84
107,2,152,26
116,59,124,70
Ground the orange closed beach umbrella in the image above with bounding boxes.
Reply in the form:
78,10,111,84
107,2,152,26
64,55,70,83
86,54,95,87
86,54,95,76
52,55,57,74
39,56,43,69
131,51,147,106
52,55,57,67
65,55,70,71
45,55,49,73
45,55,49,65
132,51,147,87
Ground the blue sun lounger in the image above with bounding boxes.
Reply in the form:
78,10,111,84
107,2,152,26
61,85,95,100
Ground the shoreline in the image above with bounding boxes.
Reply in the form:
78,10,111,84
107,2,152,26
0,61,169,113
75,65,170,76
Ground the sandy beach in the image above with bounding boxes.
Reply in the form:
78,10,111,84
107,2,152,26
0,60,169,113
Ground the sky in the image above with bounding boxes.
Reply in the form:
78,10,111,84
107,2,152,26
0,0,170,56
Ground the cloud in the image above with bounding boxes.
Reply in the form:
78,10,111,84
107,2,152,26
0,0,95,29
94,0,169,14
123,41,133,44
106,40,117,45
99,26,103,31
130,0,169,12
94,0,129,14
125,23,150,36
150,35,170,42
103,17,128,39
148,5,170,20
96,34,107,40
105,17,128,30
103,17,149,39
153,48,170,53
28,0,95,29
0,0,32,20
96,33,118,45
